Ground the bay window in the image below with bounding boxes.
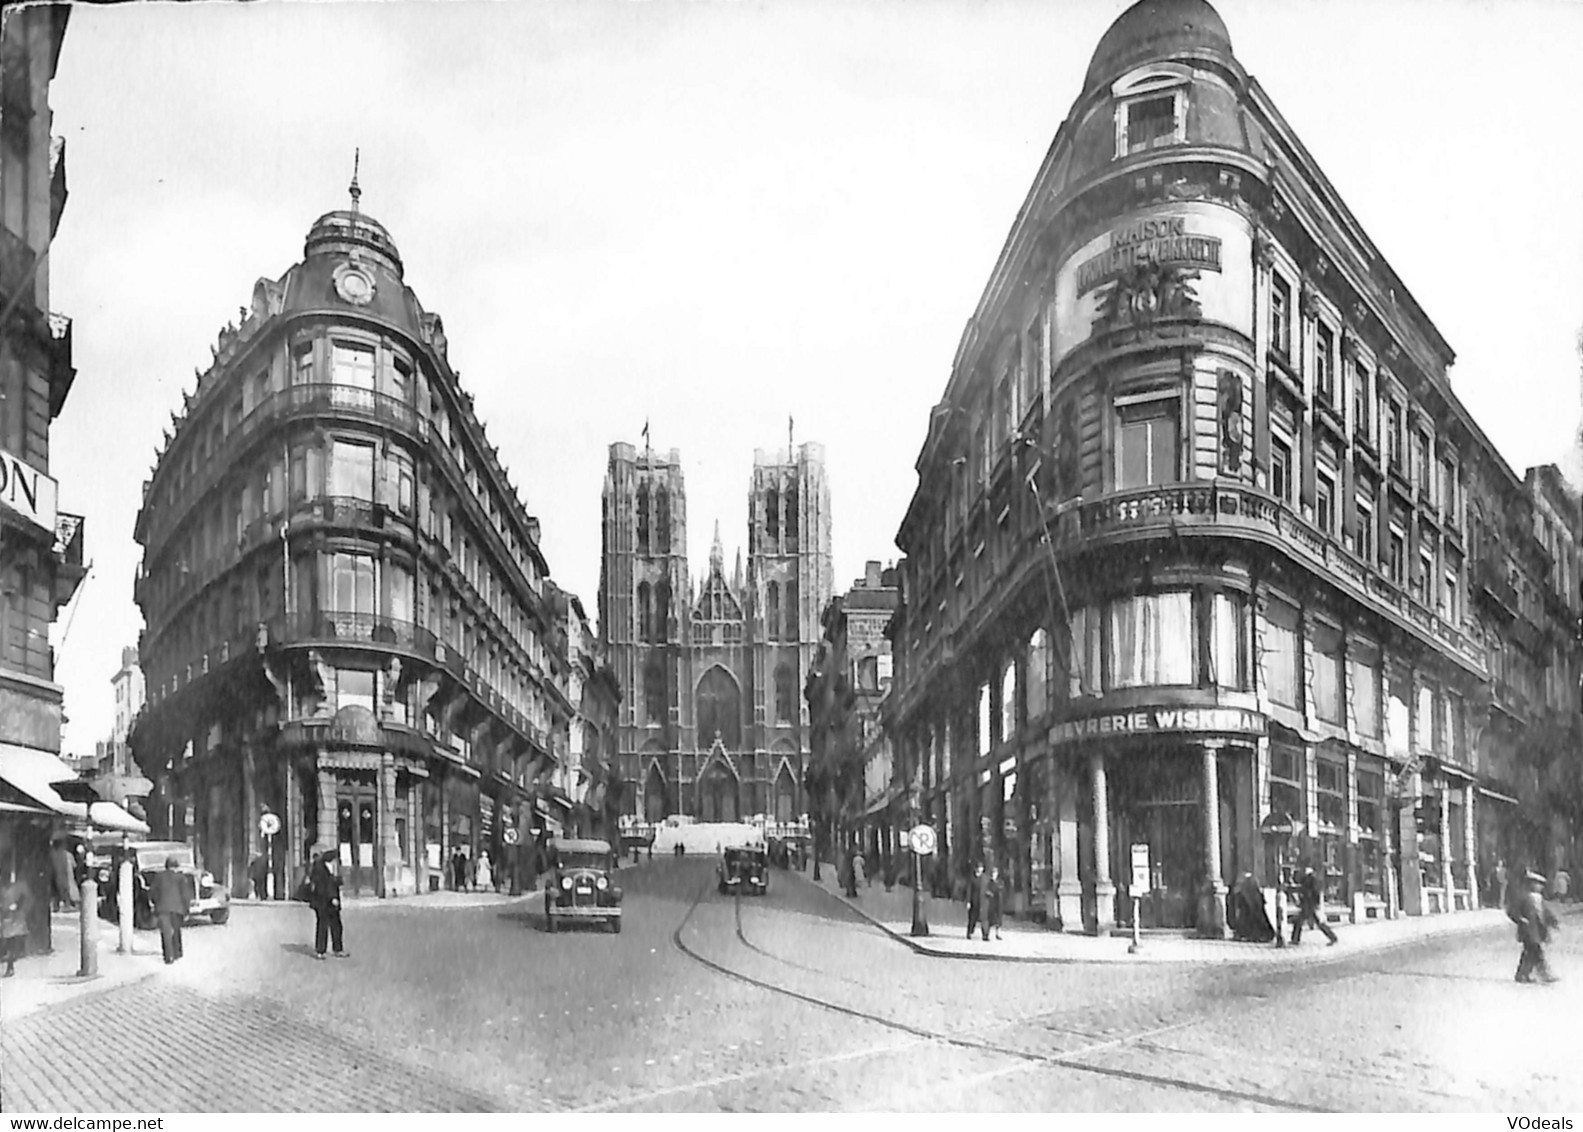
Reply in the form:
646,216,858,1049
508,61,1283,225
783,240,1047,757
1108,591,1194,688
330,552,376,616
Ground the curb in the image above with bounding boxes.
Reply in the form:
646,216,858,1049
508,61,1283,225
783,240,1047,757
792,871,1531,967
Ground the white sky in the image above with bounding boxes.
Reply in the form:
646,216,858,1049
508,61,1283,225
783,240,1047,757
40,0,1583,758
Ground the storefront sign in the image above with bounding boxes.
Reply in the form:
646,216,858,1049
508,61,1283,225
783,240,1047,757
1074,216,1223,296
327,706,382,747
1130,843,1151,892
1050,203,1253,369
0,447,58,535
1050,706,1264,746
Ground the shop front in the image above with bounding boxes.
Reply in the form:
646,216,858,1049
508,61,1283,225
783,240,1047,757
1052,703,1264,937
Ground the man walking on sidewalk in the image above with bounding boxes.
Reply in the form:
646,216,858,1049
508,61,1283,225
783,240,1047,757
308,850,348,960
149,856,188,964
1514,869,1560,984
1291,866,1337,946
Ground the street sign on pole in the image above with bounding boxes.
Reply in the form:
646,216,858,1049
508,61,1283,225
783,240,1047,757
1129,843,1150,893
260,812,282,838
503,827,521,846
908,824,937,856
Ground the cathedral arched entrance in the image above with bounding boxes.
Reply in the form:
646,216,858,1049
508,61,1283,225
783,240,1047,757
644,762,668,823
699,762,740,822
774,763,797,823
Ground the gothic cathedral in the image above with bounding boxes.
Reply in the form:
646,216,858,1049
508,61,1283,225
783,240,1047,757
599,441,833,828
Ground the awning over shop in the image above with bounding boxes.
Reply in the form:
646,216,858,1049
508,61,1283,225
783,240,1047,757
1478,785,1521,806
0,744,150,834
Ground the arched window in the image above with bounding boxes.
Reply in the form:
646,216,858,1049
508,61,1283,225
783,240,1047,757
784,580,798,641
654,579,671,643
636,581,652,644
1000,659,1018,743
643,656,666,723
765,487,780,539
765,582,780,642
644,762,667,823
655,489,671,555
695,666,741,749
775,663,795,724
636,483,651,555
774,765,797,823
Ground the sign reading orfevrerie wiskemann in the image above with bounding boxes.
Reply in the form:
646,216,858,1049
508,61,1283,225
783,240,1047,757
1050,706,1264,746
0,447,58,535
1074,215,1223,296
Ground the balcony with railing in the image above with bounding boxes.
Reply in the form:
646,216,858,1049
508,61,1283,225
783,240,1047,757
1045,481,1483,670
1472,555,1519,622
148,382,431,548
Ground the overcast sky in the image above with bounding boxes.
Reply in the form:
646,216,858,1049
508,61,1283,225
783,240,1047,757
40,0,1583,758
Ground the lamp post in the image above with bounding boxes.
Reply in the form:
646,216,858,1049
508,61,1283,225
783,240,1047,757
116,832,134,954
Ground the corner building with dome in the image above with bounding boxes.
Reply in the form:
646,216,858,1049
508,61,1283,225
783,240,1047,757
889,0,1569,937
131,184,573,899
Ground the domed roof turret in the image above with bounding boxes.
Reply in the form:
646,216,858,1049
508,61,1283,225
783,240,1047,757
302,153,404,277
1084,0,1233,91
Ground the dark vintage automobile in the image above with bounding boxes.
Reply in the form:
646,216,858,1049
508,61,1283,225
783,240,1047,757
94,839,231,929
717,846,769,896
544,838,622,934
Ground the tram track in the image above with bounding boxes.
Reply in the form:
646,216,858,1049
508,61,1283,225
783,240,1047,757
667,875,1331,1112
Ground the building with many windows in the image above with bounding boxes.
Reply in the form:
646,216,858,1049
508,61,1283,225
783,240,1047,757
887,0,1575,937
131,177,573,899
599,441,831,831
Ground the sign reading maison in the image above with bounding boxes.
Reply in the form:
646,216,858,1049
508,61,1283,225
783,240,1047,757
0,447,59,536
1051,706,1264,746
1075,216,1223,296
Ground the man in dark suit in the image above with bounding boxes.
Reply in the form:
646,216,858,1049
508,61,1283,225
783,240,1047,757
308,850,347,960
148,856,189,964
1291,866,1338,946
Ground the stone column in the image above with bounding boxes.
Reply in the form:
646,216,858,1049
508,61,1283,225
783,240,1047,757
284,757,303,897
1345,747,1360,923
1199,742,1227,937
1090,751,1115,936
1056,766,1083,931
1464,783,1477,909
379,752,398,898
317,760,338,867
1399,768,1424,916
1438,774,1451,911
438,774,451,890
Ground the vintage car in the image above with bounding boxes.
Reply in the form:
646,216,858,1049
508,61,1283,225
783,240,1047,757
94,839,231,929
717,846,769,896
543,838,622,934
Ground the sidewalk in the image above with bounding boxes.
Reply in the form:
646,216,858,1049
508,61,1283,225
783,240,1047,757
798,867,1579,965
0,912,166,1022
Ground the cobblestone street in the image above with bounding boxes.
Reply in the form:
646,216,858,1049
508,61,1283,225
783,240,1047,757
2,860,1579,1112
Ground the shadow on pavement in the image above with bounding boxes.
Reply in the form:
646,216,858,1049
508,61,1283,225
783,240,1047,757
279,942,321,958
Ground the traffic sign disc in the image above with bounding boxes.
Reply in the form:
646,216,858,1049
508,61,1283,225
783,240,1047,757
259,812,282,837
909,824,937,856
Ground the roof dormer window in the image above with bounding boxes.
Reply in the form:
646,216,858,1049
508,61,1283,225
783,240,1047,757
1113,65,1190,158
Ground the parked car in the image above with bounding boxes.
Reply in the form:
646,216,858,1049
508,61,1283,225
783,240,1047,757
718,846,769,895
543,838,622,934
94,839,230,928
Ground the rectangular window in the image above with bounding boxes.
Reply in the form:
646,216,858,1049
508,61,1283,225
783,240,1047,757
977,682,992,758
1316,759,1346,830
1388,531,1406,586
1313,627,1343,725
1021,319,1040,420
292,346,314,386
1210,591,1246,691
1315,324,1334,403
1125,94,1178,152
334,667,376,714
332,342,377,389
1414,430,1430,493
1357,768,1384,836
1270,276,1291,358
330,552,376,615
1440,459,1457,522
1270,437,1292,503
1316,474,1334,535
331,440,375,501
1388,404,1406,475
1269,743,1303,827
1000,662,1017,744
1353,362,1372,442
1261,603,1300,708
1066,606,1102,698
1417,684,1435,752
1356,498,1374,562
1116,398,1178,489
1444,565,1460,624
1108,591,1195,688
1387,671,1411,757
1450,693,1466,759
1350,650,1380,736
